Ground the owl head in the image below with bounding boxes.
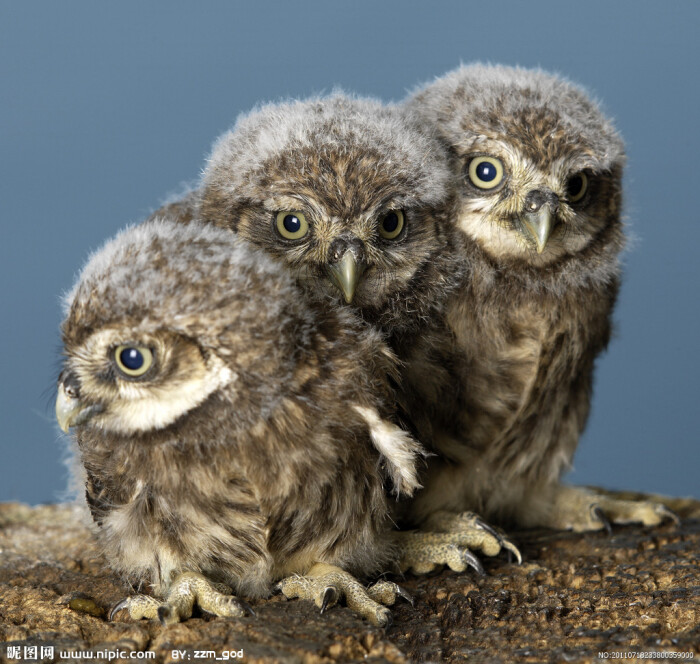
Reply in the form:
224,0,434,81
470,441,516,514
56,219,317,437
198,92,458,331
407,64,625,270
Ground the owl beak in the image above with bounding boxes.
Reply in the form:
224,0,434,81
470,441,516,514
326,252,367,304
520,189,560,253
521,208,554,254
55,380,101,432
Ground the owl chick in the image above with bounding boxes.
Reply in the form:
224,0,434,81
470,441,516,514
398,64,677,550
195,93,461,337
56,218,423,626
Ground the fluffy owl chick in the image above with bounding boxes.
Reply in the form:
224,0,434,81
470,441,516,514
56,219,423,626
399,64,677,542
197,92,459,336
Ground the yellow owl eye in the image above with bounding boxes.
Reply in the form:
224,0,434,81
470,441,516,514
114,345,154,377
275,211,309,240
468,156,505,189
566,172,588,203
378,210,405,240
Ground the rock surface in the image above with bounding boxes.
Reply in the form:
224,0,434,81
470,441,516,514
0,492,698,663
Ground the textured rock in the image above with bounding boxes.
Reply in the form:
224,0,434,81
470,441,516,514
0,492,698,663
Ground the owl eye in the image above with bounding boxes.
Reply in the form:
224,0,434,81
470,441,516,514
566,172,588,203
275,211,309,240
467,156,505,189
378,210,405,240
114,345,154,378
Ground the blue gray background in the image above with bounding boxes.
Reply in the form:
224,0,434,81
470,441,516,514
1,1,698,505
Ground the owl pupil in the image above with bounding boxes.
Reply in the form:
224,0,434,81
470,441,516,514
283,215,301,233
120,348,144,370
568,176,583,198
382,212,399,233
476,162,496,182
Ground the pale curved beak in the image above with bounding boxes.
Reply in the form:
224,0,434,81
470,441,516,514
326,252,367,304
521,207,555,254
55,381,101,432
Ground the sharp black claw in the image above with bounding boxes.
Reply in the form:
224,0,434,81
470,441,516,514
475,515,522,564
660,506,681,527
381,610,393,630
320,586,337,614
504,541,523,565
475,517,502,542
236,598,256,617
109,598,129,622
395,585,415,607
157,605,172,625
462,549,486,576
592,505,613,535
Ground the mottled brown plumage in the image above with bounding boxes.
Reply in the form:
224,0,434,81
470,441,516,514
56,219,422,625
401,64,675,536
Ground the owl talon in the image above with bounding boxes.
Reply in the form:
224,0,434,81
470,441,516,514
394,585,414,607
397,511,521,575
547,485,680,531
474,516,523,564
367,580,413,607
419,510,522,562
658,505,681,527
502,539,523,565
110,572,250,624
592,505,613,535
461,548,486,576
320,586,338,614
234,598,256,617
109,594,163,622
277,563,395,626
108,598,130,622
473,516,500,541
157,605,173,626
380,609,393,630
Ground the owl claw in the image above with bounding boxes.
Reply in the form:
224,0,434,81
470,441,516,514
474,516,500,540
157,605,173,626
591,505,614,535
235,598,256,617
277,563,396,626
397,512,520,575
394,585,414,607
549,485,680,532
380,609,393,630
110,572,250,623
461,548,486,576
367,580,413,607
320,586,338,614
108,598,130,622
658,505,681,527
503,539,523,564
473,517,523,564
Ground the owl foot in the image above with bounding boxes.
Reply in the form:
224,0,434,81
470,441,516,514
398,511,522,575
109,572,254,625
275,562,409,627
547,485,681,532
